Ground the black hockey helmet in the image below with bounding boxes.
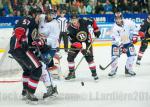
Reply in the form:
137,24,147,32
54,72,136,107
28,7,42,18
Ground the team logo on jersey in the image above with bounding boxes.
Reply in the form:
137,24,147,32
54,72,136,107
76,31,87,42
148,28,150,34
31,28,38,40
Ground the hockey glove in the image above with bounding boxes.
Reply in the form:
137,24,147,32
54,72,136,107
32,38,45,47
71,42,82,49
82,49,90,56
94,30,101,38
132,35,138,44
138,31,145,38
121,47,127,53
21,41,28,52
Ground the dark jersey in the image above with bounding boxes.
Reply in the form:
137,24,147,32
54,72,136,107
67,18,99,44
140,19,150,38
10,17,38,51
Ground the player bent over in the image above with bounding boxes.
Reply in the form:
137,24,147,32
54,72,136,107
109,12,138,77
8,9,42,103
65,14,101,81
136,14,150,65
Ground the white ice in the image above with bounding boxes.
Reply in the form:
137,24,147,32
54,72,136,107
0,28,150,107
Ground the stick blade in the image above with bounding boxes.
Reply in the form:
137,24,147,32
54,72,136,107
99,65,105,70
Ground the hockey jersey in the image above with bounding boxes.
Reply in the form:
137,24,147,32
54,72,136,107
111,19,138,45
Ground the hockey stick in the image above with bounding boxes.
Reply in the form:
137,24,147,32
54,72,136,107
99,43,134,70
74,38,96,72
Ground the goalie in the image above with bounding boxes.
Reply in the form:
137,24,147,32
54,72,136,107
109,12,138,77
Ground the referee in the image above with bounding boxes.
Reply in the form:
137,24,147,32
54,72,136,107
57,10,69,52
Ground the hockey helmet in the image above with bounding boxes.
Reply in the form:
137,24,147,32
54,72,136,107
45,9,57,20
70,14,79,27
114,12,123,26
28,7,42,18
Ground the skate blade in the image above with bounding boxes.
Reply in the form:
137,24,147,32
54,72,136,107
26,99,39,105
125,74,136,77
43,95,57,102
21,96,27,101
64,78,76,82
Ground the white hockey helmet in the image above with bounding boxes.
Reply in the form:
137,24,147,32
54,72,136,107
114,12,123,26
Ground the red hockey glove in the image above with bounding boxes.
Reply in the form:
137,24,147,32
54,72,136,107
71,42,82,49
138,31,145,38
121,47,127,53
32,38,45,47
132,35,138,44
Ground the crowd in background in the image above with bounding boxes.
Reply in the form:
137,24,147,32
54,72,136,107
0,0,149,17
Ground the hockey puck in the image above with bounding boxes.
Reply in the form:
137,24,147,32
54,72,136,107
81,82,84,86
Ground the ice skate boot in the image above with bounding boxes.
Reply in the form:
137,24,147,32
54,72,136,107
21,89,27,100
108,67,118,77
65,72,76,80
26,92,38,104
125,66,136,76
136,59,141,65
43,85,58,99
92,73,99,81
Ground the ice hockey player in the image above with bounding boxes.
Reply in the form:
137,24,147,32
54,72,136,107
38,9,61,72
108,12,138,77
8,8,43,103
65,14,101,81
33,9,59,99
136,14,150,65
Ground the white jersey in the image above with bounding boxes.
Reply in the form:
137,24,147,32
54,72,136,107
111,19,138,45
39,14,46,34
40,19,60,48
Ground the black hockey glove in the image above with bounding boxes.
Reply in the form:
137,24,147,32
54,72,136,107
21,41,28,52
82,49,90,56
40,44,51,54
94,31,101,38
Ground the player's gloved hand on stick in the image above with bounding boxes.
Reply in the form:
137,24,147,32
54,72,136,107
71,42,82,49
21,41,28,52
121,47,127,53
132,35,138,44
32,38,45,47
81,49,90,56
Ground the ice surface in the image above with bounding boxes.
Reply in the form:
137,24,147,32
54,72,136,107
0,28,150,107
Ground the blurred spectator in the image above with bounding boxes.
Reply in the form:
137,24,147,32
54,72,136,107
70,1,78,14
95,1,104,14
78,1,86,14
86,0,94,14
103,0,113,14
117,0,132,13
65,2,71,15
132,1,141,13
0,0,149,16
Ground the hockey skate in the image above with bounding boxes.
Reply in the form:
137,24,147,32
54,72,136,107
108,67,118,77
43,85,58,99
125,66,136,76
26,92,38,104
136,59,141,65
65,72,76,80
92,73,99,81
21,89,27,100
